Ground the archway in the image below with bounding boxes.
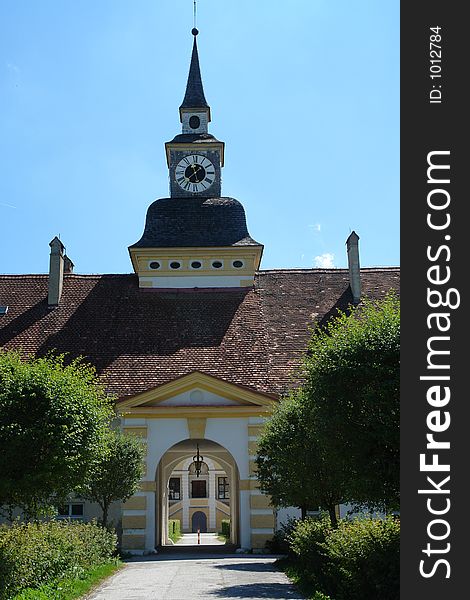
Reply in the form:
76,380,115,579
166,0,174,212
155,438,240,547
192,511,207,533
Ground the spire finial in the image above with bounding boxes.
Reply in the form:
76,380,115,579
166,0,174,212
193,0,198,33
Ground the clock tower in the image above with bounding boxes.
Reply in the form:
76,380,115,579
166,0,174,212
129,29,263,290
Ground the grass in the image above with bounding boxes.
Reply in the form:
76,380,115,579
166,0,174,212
11,561,123,600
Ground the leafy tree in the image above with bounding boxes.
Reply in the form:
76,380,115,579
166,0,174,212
256,293,400,524
302,293,400,510
0,351,113,519
256,394,346,526
80,430,145,527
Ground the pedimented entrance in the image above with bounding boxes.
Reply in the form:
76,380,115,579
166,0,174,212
116,371,278,554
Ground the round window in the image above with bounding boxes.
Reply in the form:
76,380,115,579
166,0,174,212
149,261,161,270
189,115,200,129
170,261,181,270
212,261,223,269
191,261,202,269
232,260,244,269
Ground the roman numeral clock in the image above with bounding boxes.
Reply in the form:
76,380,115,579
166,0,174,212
175,154,216,194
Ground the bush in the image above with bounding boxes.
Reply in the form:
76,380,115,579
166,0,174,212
0,520,117,599
288,516,333,589
220,519,230,539
322,517,400,600
287,517,400,600
266,517,298,554
168,519,181,543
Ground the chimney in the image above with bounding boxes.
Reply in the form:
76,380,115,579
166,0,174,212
64,255,74,274
48,237,66,306
346,231,361,303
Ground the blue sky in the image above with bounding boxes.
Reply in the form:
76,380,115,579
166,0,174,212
0,0,399,274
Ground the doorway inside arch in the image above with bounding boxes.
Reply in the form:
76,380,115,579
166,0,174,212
192,511,207,533
155,439,239,547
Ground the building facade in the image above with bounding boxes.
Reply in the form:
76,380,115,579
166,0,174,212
0,29,399,553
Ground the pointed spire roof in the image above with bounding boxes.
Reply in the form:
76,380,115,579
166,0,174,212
180,29,210,112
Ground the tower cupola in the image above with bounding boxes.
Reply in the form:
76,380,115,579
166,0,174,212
129,29,262,290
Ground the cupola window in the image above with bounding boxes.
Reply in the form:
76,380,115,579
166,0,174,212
232,260,244,269
170,261,182,270
211,260,223,269
189,115,200,129
149,261,161,270
191,260,202,269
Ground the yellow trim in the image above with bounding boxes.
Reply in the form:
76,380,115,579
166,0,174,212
140,481,156,492
249,461,258,476
128,245,263,278
120,407,272,419
250,513,274,529
122,515,146,529
187,417,206,439
122,496,147,510
248,425,265,437
239,479,259,491
251,533,273,549
250,495,272,510
117,371,277,410
122,534,146,550
248,441,258,456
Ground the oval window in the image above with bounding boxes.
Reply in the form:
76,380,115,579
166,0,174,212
232,260,244,269
189,115,200,129
212,261,223,269
170,261,181,270
149,261,161,270
191,261,202,269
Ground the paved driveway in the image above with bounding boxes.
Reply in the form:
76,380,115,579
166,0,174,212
88,554,305,599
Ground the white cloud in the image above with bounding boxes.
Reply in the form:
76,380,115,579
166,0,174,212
314,253,335,268
308,223,321,232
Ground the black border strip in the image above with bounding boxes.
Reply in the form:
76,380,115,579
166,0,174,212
401,2,467,597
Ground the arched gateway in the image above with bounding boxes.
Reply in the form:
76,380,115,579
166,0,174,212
116,371,277,553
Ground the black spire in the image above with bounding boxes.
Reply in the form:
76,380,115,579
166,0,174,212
180,30,209,110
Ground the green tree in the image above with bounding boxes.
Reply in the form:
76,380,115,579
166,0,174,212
0,351,113,519
80,430,145,527
256,394,346,526
302,293,400,510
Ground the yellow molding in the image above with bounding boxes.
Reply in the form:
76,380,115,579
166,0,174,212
250,495,272,510
250,513,274,529
122,534,146,550
164,141,225,167
248,425,265,437
122,496,147,510
117,371,278,410
249,461,258,476
120,407,272,419
239,479,260,491
251,533,273,549
248,441,259,456
122,515,146,530
140,481,156,492
187,417,206,439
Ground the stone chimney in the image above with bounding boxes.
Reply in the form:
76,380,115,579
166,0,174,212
346,231,361,303
48,237,66,306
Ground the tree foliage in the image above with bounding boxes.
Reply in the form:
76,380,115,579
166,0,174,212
256,293,400,521
256,394,346,525
80,430,145,527
302,293,400,509
0,351,113,518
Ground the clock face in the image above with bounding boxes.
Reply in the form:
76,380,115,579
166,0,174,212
175,154,216,193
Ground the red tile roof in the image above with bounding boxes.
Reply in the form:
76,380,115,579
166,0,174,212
0,268,399,399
